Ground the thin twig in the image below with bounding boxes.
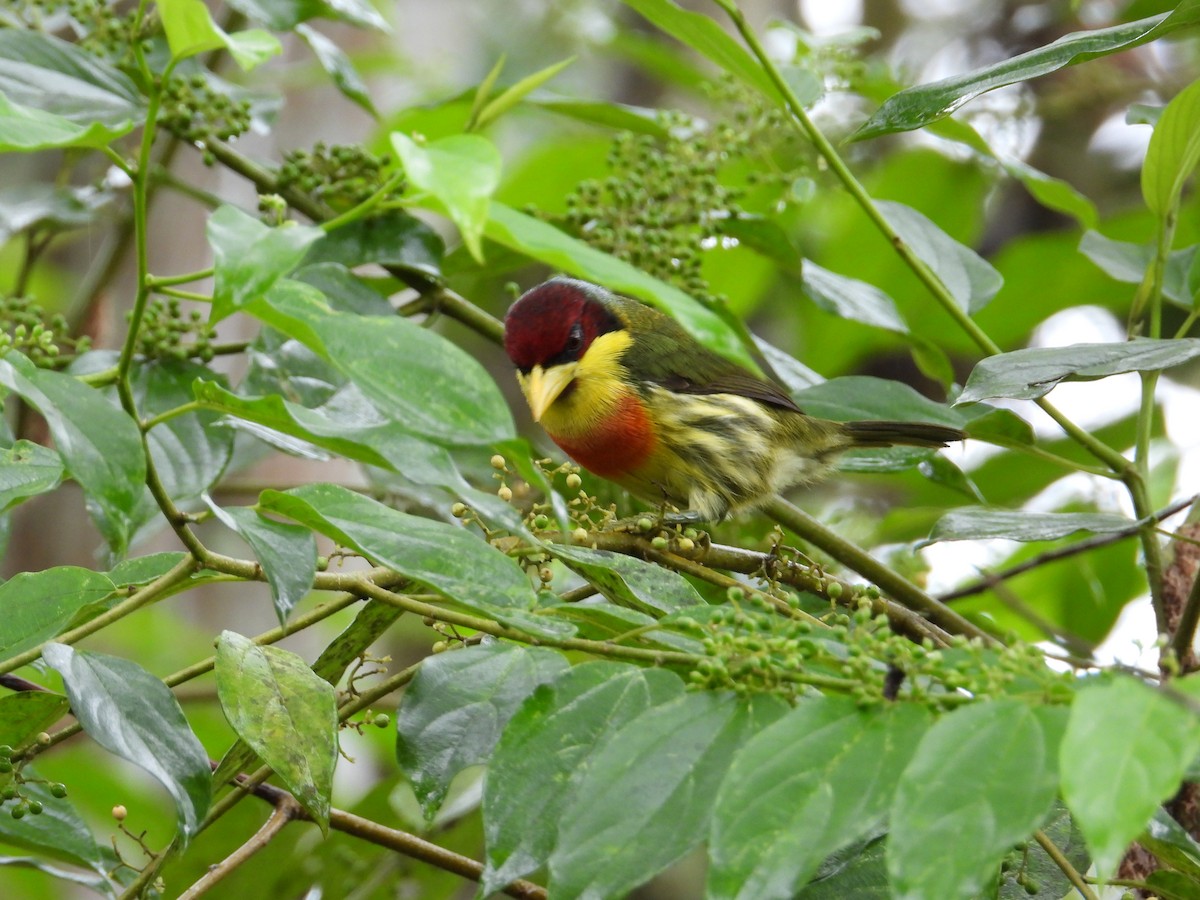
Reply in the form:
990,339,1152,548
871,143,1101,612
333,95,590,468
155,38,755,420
940,494,1198,603
1032,829,1099,900
177,800,298,899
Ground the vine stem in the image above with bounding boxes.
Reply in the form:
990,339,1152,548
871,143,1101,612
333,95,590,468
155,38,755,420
177,801,296,900
1032,829,1099,900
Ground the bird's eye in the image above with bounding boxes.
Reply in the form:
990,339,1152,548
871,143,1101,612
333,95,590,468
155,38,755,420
564,324,584,354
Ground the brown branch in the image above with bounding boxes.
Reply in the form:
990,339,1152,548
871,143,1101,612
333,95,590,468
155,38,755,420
238,778,547,900
177,798,299,899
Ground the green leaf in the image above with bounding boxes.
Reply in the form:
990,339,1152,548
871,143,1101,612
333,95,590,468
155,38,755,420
0,440,63,512
855,5,1200,140
206,503,316,626
481,662,686,894
0,568,115,664
293,263,395,316
107,551,189,588
1145,870,1200,900
879,200,1002,314
927,507,1134,543
544,545,705,615
391,132,501,262
1060,676,1200,876
0,691,69,748
620,0,784,107
224,0,388,32
709,697,931,900
0,93,131,151
395,642,568,818
0,776,106,875
0,856,112,897
1140,808,1200,883
1142,77,1200,218
42,643,211,842
796,833,888,899
997,801,1090,900
792,375,964,427
717,216,802,273
549,691,786,898
958,337,1200,403
259,483,537,609
207,205,323,323
137,362,233,509
1001,157,1099,231
302,211,443,278
215,631,337,832
0,30,140,128
0,184,111,244
529,98,671,138
158,0,281,70
800,261,908,333
247,279,514,445
476,57,576,130
0,352,145,555
1078,230,1198,308
888,701,1064,899
486,202,757,371
295,24,375,117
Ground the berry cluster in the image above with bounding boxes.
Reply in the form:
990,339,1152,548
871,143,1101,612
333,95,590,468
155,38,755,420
683,591,1073,708
133,297,216,363
0,295,89,366
159,75,252,150
276,143,397,212
548,89,809,307
0,743,66,819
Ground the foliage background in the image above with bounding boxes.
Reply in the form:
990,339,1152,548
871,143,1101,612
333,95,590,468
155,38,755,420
0,0,1199,898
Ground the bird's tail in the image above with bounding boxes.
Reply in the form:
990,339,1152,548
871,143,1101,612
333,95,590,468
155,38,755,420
843,420,966,449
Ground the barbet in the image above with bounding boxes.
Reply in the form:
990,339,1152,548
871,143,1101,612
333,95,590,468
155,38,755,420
503,277,964,521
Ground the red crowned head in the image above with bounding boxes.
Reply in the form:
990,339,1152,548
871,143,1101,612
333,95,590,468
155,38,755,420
503,278,622,373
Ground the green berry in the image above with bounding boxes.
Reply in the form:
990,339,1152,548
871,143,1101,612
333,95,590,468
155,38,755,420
49,783,67,798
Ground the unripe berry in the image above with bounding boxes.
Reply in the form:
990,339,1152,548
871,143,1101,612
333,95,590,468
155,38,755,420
112,805,127,821
497,485,513,503
490,454,506,470
565,473,582,490
571,527,588,544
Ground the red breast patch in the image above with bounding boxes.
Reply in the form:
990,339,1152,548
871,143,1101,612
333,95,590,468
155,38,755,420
548,394,655,479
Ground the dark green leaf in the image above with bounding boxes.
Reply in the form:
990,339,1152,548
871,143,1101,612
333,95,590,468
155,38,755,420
0,440,63,512
549,692,787,898
717,216,802,272
0,353,144,554
997,801,1090,900
207,205,323,322
855,6,1200,140
215,631,337,831
1141,808,1200,882
137,361,233,509
0,691,69,747
543,600,703,654
259,483,537,609
793,376,963,427
888,701,1064,898
391,132,501,261
206,503,316,626
481,662,685,894
107,551,189,588
0,31,140,128
0,568,114,663
1001,157,1099,231
879,200,1002,313
293,264,395,316
41,644,211,841
302,211,443,278
248,279,514,445
1144,870,1200,900
396,642,568,818
927,507,1134,543
1061,676,1200,876
295,24,376,117
796,833,888,899
545,545,704,615
800,261,908,332
958,338,1200,403
0,776,106,874
486,202,757,370
1142,77,1200,217
620,0,784,106
709,697,931,900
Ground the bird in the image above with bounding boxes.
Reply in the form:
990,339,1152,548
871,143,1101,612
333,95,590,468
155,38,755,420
502,277,965,522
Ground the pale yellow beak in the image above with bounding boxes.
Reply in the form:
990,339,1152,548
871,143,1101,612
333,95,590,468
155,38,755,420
518,363,576,422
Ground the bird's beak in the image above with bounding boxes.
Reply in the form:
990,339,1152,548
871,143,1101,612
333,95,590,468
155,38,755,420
518,363,576,422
